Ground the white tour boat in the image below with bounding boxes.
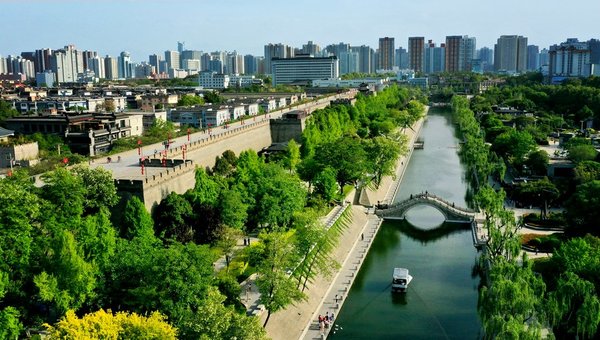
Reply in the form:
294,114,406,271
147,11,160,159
392,268,413,292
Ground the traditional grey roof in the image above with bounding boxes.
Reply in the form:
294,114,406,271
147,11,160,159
0,127,14,138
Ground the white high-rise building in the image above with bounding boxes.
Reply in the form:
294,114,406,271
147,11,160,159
104,55,119,80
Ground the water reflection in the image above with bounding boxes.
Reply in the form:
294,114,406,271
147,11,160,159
330,109,482,339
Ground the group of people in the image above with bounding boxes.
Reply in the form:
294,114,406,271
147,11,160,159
318,312,335,334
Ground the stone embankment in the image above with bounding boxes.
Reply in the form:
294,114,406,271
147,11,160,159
260,110,426,340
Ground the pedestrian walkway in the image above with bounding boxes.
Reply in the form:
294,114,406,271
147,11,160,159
260,113,426,340
302,211,383,339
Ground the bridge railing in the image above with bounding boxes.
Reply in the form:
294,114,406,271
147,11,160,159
376,192,479,219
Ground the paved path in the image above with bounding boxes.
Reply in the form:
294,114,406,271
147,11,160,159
254,112,426,340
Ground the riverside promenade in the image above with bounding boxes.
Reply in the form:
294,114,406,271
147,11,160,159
261,111,426,340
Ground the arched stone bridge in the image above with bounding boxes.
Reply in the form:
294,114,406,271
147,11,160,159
375,193,477,223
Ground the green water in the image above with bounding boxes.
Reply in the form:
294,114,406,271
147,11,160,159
330,108,483,339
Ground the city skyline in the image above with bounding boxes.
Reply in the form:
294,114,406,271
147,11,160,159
1,0,599,60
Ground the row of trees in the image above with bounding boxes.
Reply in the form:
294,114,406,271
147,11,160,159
453,94,600,338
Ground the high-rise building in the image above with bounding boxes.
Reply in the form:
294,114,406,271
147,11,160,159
527,45,540,71
378,37,395,70
82,50,98,71
395,47,409,69
271,56,338,86
50,45,84,83
477,47,494,71
118,51,132,79
0,56,7,75
244,54,257,74
301,41,321,56
339,51,360,74
424,40,445,74
549,38,593,77
352,45,373,74
88,56,105,79
589,39,600,65
225,52,244,75
104,55,119,80
135,63,155,79
264,43,294,74
324,43,350,58
164,50,180,71
494,35,528,73
445,36,476,72
149,54,161,74
181,50,203,70
34,48,52,73
177,41,185,54
539,48,550,67
408,37,425,73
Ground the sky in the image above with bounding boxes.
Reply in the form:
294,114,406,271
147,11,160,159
1,0,599,62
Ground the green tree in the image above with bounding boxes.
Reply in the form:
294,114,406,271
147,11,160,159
188,287,267,340
72,165,119,214
313,167,339,202
479,257,546,339
255,231,306,327
34,229,96,315
547,272,600,339
492,129,537,164
203,91,225,104
153,192,194,243
0,307,22,339
41,168,86,224
0,99,19,123
575,160,600,183
178,94,205,106
514,178,560,219
568,144,598,163
217,227,243,271
524,150,550,176
218,187,248,230
187,168,223,206
364,135,407,188
282,139,301,172
565,180,600,235
122,196,155,240
314,136,368,194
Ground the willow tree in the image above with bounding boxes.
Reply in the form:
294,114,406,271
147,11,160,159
255,231,305,327
479,256,546,339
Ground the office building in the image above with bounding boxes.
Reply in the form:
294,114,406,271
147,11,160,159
264,43,294,74
164,50,180,71
324,43,350,58
198,71,230,89
408,37,425,73
494,35,528,73
50,45,84,83
271,56,338,86
378,37,395,70
527,45,540,71
149,54,161,73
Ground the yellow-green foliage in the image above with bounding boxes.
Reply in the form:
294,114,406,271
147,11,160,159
44,309,177,339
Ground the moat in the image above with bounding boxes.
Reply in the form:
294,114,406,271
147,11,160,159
330,108,483,339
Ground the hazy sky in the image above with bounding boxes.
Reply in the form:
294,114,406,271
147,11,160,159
1,0,598,61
